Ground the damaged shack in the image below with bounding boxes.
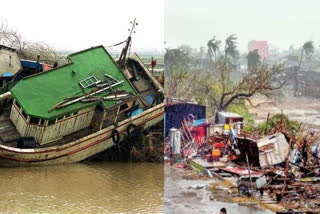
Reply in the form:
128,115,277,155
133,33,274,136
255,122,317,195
237,133,289,167
165,98,207,137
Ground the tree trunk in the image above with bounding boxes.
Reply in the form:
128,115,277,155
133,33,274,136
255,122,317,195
295,50,304,96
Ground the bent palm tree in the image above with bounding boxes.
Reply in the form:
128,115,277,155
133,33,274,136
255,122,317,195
225,34,238,58
207,36,221,63
295,41,314,96
298,41,314,70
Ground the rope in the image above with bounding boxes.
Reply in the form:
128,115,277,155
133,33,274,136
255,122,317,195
104,39,127,48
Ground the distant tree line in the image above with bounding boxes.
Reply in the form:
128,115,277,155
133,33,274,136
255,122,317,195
165,34,285,129
0,21,62,65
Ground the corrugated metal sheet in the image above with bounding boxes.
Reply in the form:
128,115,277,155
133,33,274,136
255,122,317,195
257,133,289,167
256,175,267,189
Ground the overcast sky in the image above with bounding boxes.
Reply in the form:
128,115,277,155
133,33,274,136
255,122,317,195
165,0,320,52
1,0,164,52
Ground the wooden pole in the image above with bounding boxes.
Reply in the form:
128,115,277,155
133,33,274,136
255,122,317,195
246,153,254,193
280,109,284,131
114,106,121,123
151,57,154,74
264,112,270,135
281,139,292,196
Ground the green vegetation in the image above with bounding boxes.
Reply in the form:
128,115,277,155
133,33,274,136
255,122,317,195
247,50,261,71
257,113,301,134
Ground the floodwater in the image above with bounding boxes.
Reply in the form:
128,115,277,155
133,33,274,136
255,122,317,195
0,162,164,214
164,164,275,214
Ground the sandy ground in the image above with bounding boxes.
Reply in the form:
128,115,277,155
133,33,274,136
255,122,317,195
164,163,275,214
250,96,320,130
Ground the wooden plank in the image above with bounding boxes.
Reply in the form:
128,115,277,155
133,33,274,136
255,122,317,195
191,158,227,169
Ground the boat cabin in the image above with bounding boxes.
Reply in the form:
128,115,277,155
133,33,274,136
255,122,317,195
9,46,143,145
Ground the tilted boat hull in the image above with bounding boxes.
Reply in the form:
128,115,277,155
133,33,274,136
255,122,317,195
0,104,163,167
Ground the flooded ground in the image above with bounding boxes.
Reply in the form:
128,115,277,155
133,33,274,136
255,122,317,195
0,162,164,214
250,96,320,130
164,163,275,214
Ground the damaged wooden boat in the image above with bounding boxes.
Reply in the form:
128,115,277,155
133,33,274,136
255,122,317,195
0,41,164,166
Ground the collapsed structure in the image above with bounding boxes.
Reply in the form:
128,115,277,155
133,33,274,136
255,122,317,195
165,97,320,214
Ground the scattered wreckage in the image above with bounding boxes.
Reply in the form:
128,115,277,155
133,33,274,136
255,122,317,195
165,98,320,213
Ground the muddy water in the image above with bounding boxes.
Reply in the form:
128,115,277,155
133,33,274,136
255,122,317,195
0,162,164,214
165,164,274,214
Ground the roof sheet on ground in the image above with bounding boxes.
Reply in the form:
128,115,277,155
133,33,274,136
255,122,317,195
11,46,136,120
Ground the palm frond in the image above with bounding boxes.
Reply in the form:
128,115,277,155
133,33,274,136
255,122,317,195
303,41,314,55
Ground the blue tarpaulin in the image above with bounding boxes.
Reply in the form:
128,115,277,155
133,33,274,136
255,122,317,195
130,108,143,117
192,119,206,127
144,95,155,105
3,73,13,77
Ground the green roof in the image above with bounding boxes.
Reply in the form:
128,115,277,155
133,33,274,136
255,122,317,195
11,46,136,120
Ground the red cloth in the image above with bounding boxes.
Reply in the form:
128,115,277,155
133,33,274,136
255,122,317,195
42,64,52,71
214,142,224,148
190,126,205,146
151,59,157,68
174,163,185,169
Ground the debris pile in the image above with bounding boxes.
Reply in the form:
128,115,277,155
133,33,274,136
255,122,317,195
93,122,164,162
165,98,320,213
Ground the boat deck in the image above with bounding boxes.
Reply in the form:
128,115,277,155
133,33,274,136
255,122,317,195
0,109,20,146
127,59,158,107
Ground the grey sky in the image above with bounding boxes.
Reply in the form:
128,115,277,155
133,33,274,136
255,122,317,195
165,0,320,52
1,0,164,52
